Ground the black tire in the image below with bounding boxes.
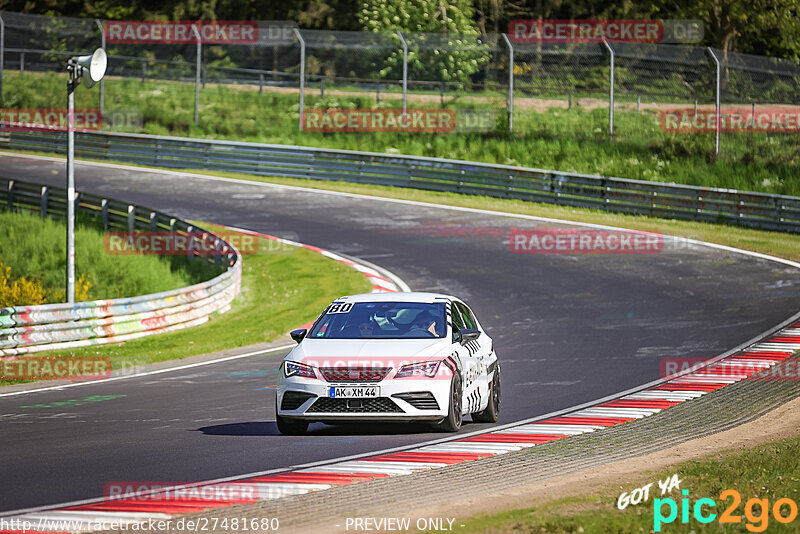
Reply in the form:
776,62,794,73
435,374,463,432
472,365,500,423
275,402,308,435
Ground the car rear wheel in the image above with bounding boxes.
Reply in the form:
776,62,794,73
435,374,463,432
275,402,309,435
472,365,500,423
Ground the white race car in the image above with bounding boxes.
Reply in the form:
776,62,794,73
276,292,500,435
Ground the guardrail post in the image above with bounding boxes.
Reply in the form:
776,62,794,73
259,73,264,94
141,60,147,83
127,204,135,233
191,25,201,124
101,199,109,229
602,39,614,138
397,31,408,123
186,225,195,264
7,179,14,209
501,33,514,132
706,47,721,156
293,28,305,131
40,186,48,217
96,19,106,116
150,211,158,231
20,50,24,75
214,237,222,266
0,14,5,103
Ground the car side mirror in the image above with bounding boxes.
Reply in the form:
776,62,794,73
290,328,307,343
459,328,480,343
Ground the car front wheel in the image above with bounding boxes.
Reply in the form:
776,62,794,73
436,374,463,432
275,402,309,435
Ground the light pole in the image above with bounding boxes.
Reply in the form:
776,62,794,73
66,48,107,304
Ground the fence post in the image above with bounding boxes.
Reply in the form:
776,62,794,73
706,47,721,156
141,60,147,83
397,31,408,122
501,33,514,132
95,19,105,116
602,39,614,138
191,25,201,123
321,77,325,97
259,72,264,94
293,28,305,131
20,50,24,75
0,14,5,103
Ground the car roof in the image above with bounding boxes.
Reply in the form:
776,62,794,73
334,292,456,304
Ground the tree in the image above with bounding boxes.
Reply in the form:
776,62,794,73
358,0,489,84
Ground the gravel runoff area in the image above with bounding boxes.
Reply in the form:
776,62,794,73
96,352,800,534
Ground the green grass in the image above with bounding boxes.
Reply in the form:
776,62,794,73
0,210,212,303
455,433,800,533
4,71,799,196
0,232,371,385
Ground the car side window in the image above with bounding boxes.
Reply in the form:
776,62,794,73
455,302,477,330
451,303,465,341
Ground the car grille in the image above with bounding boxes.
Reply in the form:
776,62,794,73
307,397,403,413
392,392,439,410
280,391,316,411
319,366,391,382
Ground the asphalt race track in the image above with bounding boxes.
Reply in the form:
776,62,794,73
2,154,799,512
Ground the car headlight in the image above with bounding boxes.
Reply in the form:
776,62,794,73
395,361,440,378
284,361,317,379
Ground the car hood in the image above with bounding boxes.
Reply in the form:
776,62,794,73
287,338,451,368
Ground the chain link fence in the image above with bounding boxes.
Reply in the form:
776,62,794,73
1,11,799,159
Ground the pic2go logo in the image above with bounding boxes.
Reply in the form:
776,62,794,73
654,489,799,532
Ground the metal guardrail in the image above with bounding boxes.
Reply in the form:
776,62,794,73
0,176,241,356
4,129,800,233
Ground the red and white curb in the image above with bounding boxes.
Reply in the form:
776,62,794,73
3,318,798,533
219,225,409,294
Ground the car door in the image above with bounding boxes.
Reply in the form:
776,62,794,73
453,300,491,414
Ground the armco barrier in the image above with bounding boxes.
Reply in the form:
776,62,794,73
0,177,241,356
3,129,800,233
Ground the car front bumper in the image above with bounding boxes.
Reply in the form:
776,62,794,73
277,375,452,422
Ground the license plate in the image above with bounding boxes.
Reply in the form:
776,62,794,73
329,386,379,398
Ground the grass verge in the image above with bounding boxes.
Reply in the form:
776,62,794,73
0,209,213,304
0,232,371,386
4,71,799,196
455,432,800,533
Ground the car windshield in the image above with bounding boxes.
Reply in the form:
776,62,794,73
309,301,447,339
